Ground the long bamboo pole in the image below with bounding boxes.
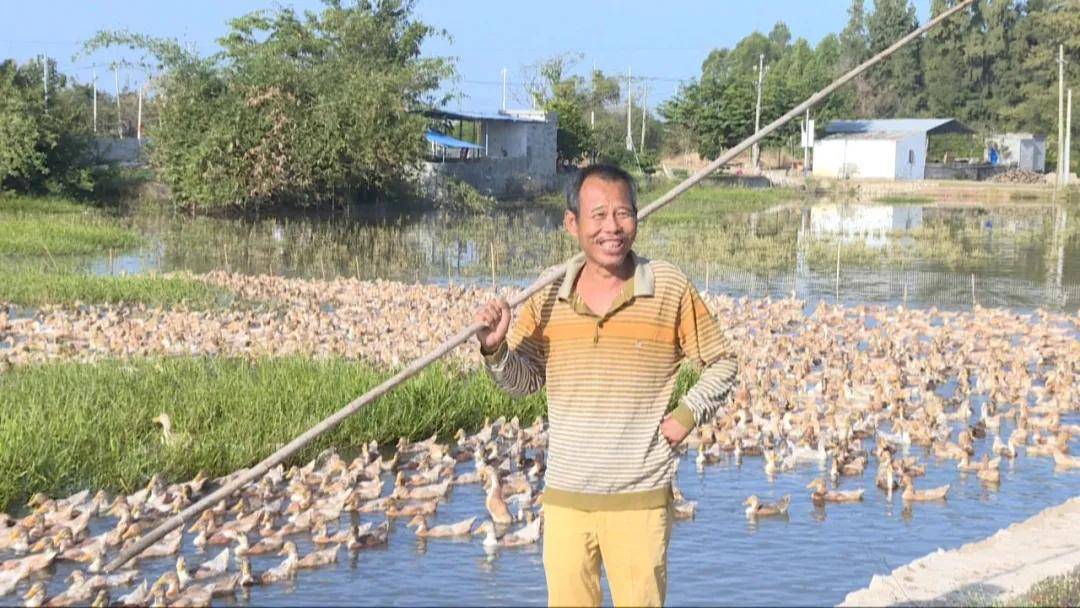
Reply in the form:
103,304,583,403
104,0,973,573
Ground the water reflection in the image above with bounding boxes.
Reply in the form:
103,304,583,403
75,200,1080,311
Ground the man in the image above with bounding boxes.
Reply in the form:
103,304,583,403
474,164,738,607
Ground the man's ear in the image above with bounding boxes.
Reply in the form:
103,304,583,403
563,209,578,237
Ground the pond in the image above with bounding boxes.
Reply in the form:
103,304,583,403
95,196,1080,312
18,411,1080,606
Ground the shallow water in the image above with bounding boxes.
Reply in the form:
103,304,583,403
86,199,1080,312
16,412,1079,607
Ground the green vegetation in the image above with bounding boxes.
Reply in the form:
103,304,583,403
0,195,230,308
875,194,934,205
0,194,142,255
660,1,1080,172
0,59,95,195
82,0,451,211
0,356,701,513
1003,566,1080,607
0,266,229,308
643,184,802,224
0,216,141,256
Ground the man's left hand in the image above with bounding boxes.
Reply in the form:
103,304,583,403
659,413,690,448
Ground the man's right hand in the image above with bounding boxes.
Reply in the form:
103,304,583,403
474,298,511,354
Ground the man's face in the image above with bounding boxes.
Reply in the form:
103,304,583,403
564,176,637,272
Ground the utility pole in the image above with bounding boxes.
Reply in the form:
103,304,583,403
625,67,634,151
1066,88,1073,186
752,54,765,170
640,82,647,151
92,65,98,134
114,65,122,138
1059,45,1066,185
803,108,810,175
137,83,143,142
501,68,507,112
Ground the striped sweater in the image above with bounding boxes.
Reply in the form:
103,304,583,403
483,251,738,510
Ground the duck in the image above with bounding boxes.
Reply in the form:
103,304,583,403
280,540,340,569
499,516,542,547
115,580,149,606
473,521,500,550
22,581,46,608
977,466,1001,485
901,474,949,502
743,495,790,519
408,515,476,538
484,473,514,525
347,521,389,551
151,413,189,448
259,548,297,584
193,547,230,580
806,478,864,505
1052,448,1080,470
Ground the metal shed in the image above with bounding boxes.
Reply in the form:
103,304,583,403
813,119,973,181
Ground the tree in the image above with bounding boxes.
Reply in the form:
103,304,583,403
83,0,452,211
0,58,94,194
865,0,925,116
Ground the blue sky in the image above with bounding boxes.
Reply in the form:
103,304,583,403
0,1,931,111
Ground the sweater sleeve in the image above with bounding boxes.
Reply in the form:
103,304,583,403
482,293,547,398
669,282,738,430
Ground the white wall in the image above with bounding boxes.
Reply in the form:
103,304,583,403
892,132,926,180
813,138,898,179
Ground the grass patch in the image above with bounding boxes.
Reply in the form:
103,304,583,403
0,267,231,308
1003,565,1080,607
875,194,934,205
531,182,803,219
0,217,142,256
0,194,143,256
0,357,700,513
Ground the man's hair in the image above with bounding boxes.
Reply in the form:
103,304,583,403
565,164,638,216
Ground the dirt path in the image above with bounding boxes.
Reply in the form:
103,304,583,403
840,496,1080,606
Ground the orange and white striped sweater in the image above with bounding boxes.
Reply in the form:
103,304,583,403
484,251,738,511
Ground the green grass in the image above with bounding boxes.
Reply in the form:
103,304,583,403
532,182,803,218
875,194,934,205
0,194,143,256
0,216,143,256
0,266,232,308
0,357,701,514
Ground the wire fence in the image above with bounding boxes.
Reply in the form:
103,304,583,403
695,266,1079,312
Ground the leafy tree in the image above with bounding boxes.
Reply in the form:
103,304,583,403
865,0,925,116
0,58,94,194
83,0,451,211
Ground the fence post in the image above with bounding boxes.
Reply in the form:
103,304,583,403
705,261,710,294
971,273,976,307
834,241,841,302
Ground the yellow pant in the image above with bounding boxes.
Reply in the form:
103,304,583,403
543,503,673,607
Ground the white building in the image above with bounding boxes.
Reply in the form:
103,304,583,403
813,118,972,181
421,108,558,198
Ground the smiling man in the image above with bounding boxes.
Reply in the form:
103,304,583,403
474,164,738,607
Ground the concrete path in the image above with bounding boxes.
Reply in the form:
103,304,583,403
840,496,1080,606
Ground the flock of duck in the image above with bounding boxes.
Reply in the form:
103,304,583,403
1,421,550,607
2,272,1079,606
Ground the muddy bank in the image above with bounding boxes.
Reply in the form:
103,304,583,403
840,495,1080,606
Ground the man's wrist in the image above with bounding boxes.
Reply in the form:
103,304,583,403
670,403,696,431
481,340,508,364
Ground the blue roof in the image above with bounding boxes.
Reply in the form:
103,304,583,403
424,108,549,123
825,118,972,135
425,130,483,150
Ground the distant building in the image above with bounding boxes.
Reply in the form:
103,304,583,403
420,108,558,199
813,118,973,181
985,132,1047,172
